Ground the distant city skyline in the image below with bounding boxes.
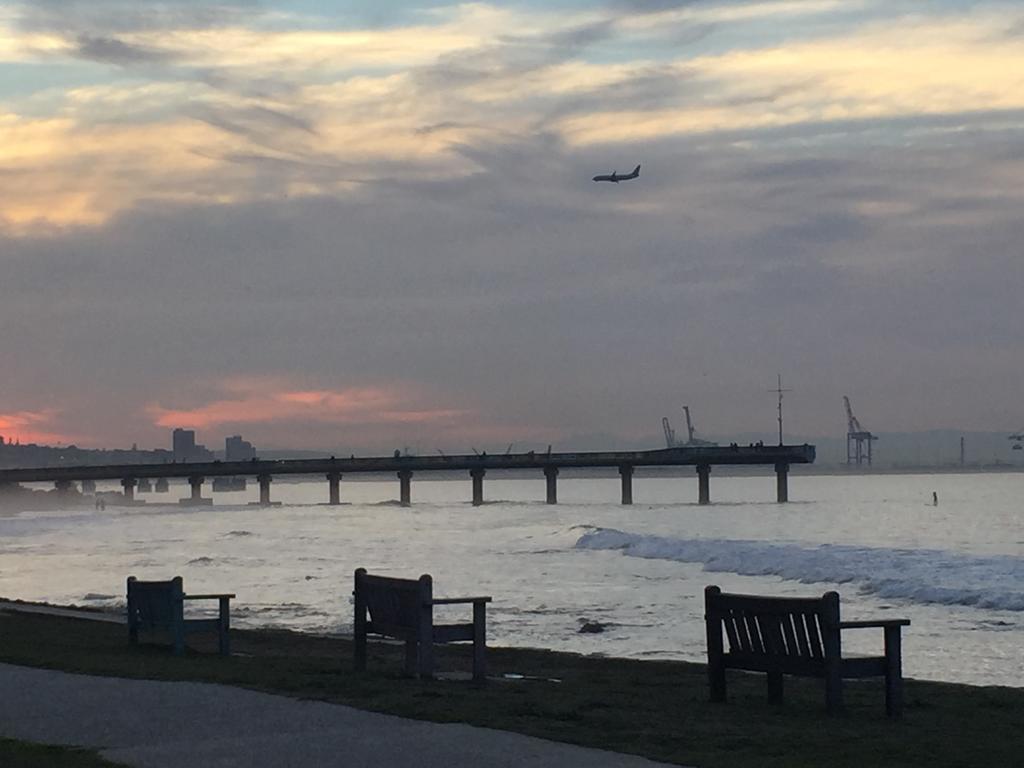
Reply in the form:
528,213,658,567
2,1,1023,449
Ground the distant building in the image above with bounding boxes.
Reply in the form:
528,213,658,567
171,428,213,462
225,435,256,462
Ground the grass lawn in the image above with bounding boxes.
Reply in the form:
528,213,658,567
1,609,1020,768
0,738,125,768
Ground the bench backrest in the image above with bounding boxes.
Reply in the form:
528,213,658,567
127,576,184,629
354,569,431,637
705,586,840,664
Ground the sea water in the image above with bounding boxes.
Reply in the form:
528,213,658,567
1,471,1021,687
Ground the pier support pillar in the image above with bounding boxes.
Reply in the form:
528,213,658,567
775,462,789,503
327,472,341,505
189,476,204,501
544,467,558,504
697,464,711,505
398,470,413,507
471,468,486,507
258,474,272,507
54,480,74,495
122,478,136,502
81,479,96,494
619,465,634,505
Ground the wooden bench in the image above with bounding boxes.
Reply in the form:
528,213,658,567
705,585,910,718
353,568,491,681
126,576,234,656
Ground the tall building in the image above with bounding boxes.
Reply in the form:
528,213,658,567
172,428,213,462
225,435,256,461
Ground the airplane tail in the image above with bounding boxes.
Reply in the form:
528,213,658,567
632,164,641,176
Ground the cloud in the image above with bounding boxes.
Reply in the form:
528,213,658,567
6,2,1023,231
146,379,469,431
0,410,77,445
73,34,176,65
13,0,259,36
3,115,1023,449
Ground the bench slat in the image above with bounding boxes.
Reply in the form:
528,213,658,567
839,656,888,678
791,613,810,658
723,652,825,677
803,612,824,659
723,611,741,652
433,624,475,643
780,612,799,657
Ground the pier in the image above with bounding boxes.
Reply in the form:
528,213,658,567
0,445,814,506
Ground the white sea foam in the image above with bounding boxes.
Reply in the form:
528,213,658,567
575,528,1024,611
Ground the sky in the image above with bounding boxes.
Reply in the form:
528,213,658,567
1,0,1023,453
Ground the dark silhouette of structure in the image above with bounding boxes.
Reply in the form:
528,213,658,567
225,435,256,462
0,444,815,508
592,164,640,183
172,428,213,463
662,406,717,448
844,396,877,465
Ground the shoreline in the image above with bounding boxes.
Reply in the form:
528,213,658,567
2,601,1023,767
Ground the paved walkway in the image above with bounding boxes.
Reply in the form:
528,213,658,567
0,664,682,767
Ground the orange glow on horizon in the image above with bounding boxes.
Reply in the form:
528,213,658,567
0,410,79,447
145,381,470,431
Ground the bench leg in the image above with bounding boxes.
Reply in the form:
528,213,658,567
767,671,784,704
353,586,367,671
885,626,904,719
219,597,231,656
705,599,727,703
472,601,487,683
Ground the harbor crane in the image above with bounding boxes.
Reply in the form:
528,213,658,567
662,417,676,448
844,396,878,466
662,406,717,448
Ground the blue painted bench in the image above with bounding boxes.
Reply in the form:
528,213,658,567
705,586,910,717
126,576,234,656
353,569,491,681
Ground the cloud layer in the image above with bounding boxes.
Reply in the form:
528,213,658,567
2,0,1022,451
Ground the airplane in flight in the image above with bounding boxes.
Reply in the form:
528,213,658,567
592,164,641,183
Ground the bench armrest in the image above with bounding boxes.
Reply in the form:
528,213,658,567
839,619,910,629
430,596,492,605
184,593,236,600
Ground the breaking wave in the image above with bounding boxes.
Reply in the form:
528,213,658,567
575,528,1024,612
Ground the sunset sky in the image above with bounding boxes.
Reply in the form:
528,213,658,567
2,0,1023,452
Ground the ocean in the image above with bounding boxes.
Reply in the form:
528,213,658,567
1,471,1021,687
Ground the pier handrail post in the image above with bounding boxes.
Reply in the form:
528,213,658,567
327,472,341,505
470,468,486,507
121,477,137,503
697,464,711,505
258,474,272,507
775,462,789,503
543,466,558,505
398,469,413,507
619,464,634,505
